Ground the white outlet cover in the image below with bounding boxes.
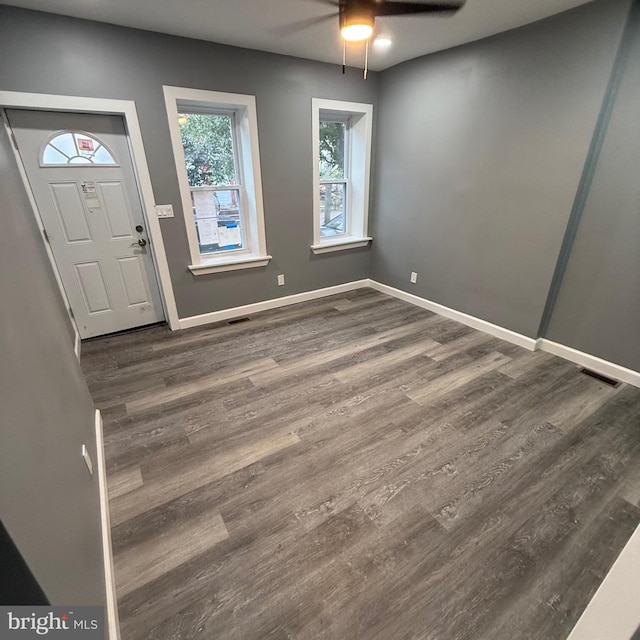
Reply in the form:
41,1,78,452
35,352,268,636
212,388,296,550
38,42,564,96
155,204,174,218
277,274,285,286
410,272,418,283
82,444,93,476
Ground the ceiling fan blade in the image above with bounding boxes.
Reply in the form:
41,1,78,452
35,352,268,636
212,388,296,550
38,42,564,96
270,12,338,36
375,1,465,17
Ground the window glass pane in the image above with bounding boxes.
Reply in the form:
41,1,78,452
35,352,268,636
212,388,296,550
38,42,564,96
42,146,68,164
319,182,346,237
49,133,76,157
319,121,346,179
192,187,245,254
178,113,237,187
93,145,115,164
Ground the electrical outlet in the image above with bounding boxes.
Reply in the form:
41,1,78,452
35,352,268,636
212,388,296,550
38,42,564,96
277,274,285,286
82,444,93,476
410,272,418,284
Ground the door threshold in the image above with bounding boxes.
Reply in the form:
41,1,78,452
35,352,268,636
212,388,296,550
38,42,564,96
81,321,167,342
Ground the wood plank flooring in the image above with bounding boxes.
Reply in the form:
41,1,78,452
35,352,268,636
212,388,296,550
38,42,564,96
80,289,640,640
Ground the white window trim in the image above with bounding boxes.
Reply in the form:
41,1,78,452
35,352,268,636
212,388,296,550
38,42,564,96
311,98,373,254
163,86,271,275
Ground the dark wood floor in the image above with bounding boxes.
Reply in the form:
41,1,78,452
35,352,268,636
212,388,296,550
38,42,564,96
81,289,640,640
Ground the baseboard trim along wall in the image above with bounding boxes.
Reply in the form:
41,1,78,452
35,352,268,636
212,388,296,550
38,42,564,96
95,410,121,640
176,279,640,389
536,338,640,388
177,280,370,329
368,280,538,351
373,281,640,388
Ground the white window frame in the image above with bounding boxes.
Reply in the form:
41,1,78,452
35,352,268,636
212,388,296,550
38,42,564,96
312,98,373,254
164,86,271,275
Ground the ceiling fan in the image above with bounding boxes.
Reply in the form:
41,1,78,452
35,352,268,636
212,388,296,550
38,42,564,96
278,0,466,76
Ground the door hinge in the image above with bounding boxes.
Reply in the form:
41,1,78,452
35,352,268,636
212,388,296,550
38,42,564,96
42,228,50,243
9,131,18,150
68,307,75,320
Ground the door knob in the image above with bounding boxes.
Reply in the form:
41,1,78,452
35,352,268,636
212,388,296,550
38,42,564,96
132,238,147,247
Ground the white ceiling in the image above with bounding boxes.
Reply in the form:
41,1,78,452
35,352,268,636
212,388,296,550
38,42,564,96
3,0,594,71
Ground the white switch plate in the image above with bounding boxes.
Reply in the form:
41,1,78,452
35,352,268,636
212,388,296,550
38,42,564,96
410,272,418,284
82,444,93,476
156,204,174,218
277,274,285,286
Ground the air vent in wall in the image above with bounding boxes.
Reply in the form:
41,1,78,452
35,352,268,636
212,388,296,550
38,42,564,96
226,317,251,325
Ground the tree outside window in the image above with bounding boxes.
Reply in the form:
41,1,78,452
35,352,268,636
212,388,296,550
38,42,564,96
179,113,236,187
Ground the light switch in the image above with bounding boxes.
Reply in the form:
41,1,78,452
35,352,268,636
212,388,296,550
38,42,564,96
156,204,174,218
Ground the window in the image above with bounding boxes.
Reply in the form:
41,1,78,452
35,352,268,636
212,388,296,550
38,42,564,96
319,119,348,237
41,131,117,166
180,112,244,254
164,87,270,274
312,99,373,254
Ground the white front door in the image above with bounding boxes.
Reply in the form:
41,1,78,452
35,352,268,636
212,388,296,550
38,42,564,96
7,109,164,339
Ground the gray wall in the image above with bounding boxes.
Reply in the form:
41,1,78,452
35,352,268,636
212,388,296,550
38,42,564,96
371,0,630,338
0,6,377,319
0,125,105,604
546,0,640,372
1,0,638,372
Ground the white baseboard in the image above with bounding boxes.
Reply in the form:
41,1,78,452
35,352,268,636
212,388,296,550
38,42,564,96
567,522,640,640
537,339,640,388
95,410,121,640
177,278,640,389
178,279,370,330
368,280,537,351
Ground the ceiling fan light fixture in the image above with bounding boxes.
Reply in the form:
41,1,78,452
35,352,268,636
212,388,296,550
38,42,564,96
340,5,375,42
341,22,373,41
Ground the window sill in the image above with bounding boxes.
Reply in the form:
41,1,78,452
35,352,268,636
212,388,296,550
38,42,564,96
188,254,272,275
310,237,372,254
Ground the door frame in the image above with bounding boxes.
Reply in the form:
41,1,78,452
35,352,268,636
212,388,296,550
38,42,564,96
0,91,180,351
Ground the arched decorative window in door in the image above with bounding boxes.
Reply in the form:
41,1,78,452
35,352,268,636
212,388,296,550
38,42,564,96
41,131,118,166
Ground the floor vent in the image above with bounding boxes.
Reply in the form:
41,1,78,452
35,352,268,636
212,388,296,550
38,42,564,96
580,368,620,387
226,317,251,325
